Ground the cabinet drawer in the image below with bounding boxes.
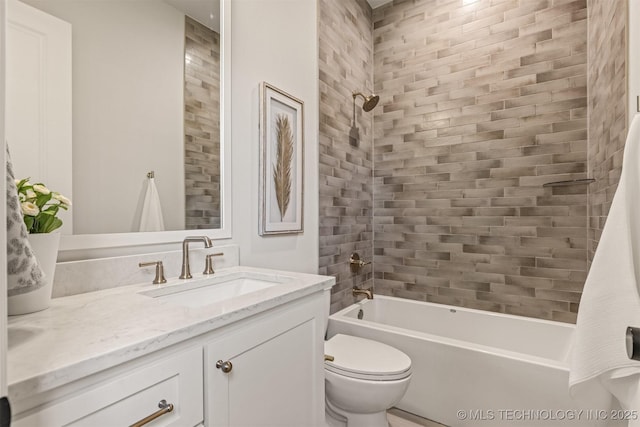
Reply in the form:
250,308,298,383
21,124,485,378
14,347,203,427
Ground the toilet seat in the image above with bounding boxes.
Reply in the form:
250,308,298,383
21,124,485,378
324,334,412,381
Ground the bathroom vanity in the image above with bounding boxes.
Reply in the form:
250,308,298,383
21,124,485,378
7,266,333,426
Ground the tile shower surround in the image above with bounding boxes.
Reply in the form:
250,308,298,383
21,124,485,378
371,0,590,323
184,17,221,230
319,0,375,313
319,0,630,323
587,0,628,261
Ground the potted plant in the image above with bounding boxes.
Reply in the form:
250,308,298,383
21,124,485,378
9,178,71,315
16,178,71,233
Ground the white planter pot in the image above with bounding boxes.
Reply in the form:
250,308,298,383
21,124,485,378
8,232,60,315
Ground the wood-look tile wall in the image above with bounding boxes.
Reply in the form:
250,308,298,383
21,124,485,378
319,0,375,313
587,0,627,261
372,0,588,322
184,17,221,230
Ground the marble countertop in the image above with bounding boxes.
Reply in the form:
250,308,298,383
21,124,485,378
7,266,334,401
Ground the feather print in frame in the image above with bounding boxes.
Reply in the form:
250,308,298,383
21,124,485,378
273,114,293,221
259,82,304,235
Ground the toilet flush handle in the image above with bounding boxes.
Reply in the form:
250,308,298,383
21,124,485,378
324,354,335,362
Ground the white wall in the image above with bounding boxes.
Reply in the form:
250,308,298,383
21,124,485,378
22,0,186,234
230,0,319,273
27,0,320,275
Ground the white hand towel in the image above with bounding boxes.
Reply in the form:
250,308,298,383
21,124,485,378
139,177,165,232
569,114,640,418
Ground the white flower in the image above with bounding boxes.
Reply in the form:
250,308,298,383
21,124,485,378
14,179,21,186
21,202,39,216
52,193,72,206
17,179,69,233
33,184,50,195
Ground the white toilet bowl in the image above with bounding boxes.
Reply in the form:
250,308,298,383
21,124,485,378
324,334,412,427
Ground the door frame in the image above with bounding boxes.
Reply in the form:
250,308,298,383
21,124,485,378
0,0,8,399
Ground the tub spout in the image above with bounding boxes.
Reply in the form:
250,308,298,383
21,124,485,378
352,287,373,300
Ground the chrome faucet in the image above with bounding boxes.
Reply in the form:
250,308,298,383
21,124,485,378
179,236,213,279
352,287,373,300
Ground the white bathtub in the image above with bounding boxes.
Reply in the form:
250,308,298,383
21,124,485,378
327,296,618,427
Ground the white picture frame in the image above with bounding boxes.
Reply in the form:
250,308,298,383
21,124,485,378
259,82,304,235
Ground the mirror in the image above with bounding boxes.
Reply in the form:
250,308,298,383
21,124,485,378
9,0,231,251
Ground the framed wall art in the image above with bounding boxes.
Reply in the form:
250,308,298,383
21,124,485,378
259,82,304,235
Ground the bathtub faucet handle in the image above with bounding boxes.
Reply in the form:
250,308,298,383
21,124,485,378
349,252,371,273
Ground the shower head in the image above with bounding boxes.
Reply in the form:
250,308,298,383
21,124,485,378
353,92,379,112
350,91,379,147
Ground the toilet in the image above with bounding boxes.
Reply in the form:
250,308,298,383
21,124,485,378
323,292,412,427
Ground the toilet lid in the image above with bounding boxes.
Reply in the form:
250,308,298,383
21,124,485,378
324,334,411,381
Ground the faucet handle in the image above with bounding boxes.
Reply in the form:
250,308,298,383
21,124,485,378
139,261,167,284
203,253,224,275
349,252,371,273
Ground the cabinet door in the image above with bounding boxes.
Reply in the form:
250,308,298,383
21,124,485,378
205,298,324,427
13,347,203,427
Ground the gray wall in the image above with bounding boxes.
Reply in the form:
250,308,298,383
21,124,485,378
319,0,375,313
372,0,589,323
319,0,628,323
587,0,628,261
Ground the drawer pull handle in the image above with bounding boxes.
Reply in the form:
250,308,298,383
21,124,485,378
130,399,174,427
216,360,233,373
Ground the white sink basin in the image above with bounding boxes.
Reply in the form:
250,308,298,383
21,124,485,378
140,273,290,308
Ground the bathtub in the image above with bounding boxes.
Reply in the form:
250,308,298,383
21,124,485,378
327,296,617,427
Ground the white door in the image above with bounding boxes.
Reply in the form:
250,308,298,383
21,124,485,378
1,2,70,421
6,0,72,233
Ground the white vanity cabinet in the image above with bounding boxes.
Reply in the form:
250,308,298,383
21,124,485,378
9,289,328,427
12,347,204,427
205,295,325,427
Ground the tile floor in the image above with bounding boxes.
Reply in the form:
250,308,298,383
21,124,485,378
388,408,448,427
